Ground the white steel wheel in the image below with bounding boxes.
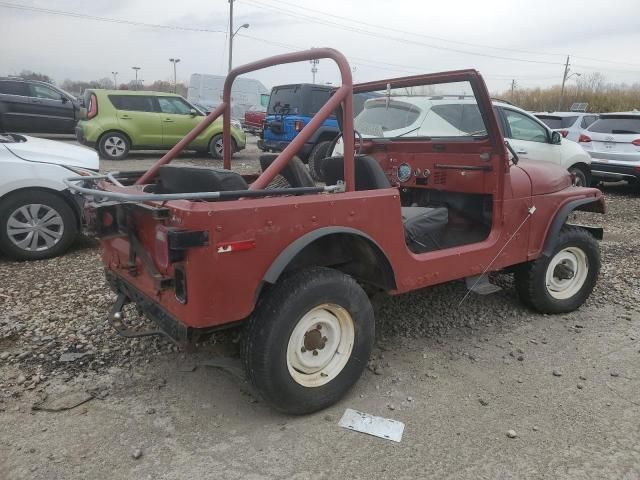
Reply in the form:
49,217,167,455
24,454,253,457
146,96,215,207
286,303,355,388
545,246,589,300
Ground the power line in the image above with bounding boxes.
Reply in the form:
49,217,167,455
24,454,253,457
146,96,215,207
245,0,640,72
0,1,225,33
256,0,568,59
242,0,565,66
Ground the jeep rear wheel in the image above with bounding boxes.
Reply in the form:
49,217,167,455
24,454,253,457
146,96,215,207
515,225,600,313
243,267,374,414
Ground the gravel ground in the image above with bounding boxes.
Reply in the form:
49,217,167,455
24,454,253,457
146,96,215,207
1,147,639,478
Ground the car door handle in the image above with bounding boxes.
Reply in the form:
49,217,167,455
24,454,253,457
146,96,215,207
120,115,131,119
516,150,527,154
163,118,174,122
31,99,42,104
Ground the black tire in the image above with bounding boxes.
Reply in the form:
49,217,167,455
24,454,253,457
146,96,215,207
0,190,78,261
515,225,600,313
98,131,130,160
569,166,589,187
243,267,375,415
209,134,236,160
307,141,332,182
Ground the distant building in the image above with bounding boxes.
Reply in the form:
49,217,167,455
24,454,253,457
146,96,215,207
188,74,269,119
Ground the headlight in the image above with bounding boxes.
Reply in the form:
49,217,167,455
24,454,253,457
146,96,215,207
231,119,242,130
64,166,99,177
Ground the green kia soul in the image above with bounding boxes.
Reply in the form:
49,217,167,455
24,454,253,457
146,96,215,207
75,90,246,160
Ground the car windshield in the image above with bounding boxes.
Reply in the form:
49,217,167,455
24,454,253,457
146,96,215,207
353,81,487,139
268,85,302,115
536,115,579,129
588,116,640,135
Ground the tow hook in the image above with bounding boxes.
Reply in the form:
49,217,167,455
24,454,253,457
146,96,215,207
108,293,165,339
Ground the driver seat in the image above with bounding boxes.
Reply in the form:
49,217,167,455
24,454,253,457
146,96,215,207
321,155,449,252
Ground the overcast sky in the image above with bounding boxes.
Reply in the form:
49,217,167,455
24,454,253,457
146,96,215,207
1,0,639,94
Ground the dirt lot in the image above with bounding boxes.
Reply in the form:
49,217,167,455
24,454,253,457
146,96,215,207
1,140,639,479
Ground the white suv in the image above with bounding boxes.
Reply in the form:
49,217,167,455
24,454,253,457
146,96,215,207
534,112,599,142
334,97,592,186
0,133,99,260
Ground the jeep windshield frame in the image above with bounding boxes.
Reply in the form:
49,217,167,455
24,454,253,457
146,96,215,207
136,49,356,191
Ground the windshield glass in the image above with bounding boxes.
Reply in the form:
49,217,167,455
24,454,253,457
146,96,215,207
353,81,487,139
267,85,302,115
589,116,640,135
536,115,578,129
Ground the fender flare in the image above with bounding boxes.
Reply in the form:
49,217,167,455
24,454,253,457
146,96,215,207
306,125,340,146
542,197,604,256
259,226,396,295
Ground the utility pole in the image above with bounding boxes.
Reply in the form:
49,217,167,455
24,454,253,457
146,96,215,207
227,0,249,73
510,79,517,101
111,71,118,89
310,58,319,84
169,58,180,93
132,66,141,90
558,55,570,111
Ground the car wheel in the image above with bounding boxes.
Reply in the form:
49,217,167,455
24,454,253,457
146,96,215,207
209,134,235,160
569,166,589,187
243,267,375,414
0,190,78,261
99,132,130,160
515,225,600,313
307,141,332,182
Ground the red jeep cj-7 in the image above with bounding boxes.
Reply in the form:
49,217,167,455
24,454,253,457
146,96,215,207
68,49,605,414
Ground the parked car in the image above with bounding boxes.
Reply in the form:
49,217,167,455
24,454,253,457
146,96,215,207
0,133,99,260
243,105,266,135
69,53,605,415
75,90,246,160
578,112,640,185
332,97,592,186
259,84,374,179
0,77,80,134
534,112,599,142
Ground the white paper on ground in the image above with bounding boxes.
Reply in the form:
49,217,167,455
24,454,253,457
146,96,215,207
338,408,405,443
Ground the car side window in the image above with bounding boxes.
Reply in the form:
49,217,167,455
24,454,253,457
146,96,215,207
30,84,62,100
158,97,193,115
503,109,548,143
0,81,29,96
108,95,156,113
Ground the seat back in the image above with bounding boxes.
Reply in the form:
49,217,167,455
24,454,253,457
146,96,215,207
259,154,315,188
156,165,248,194
321,155,391,190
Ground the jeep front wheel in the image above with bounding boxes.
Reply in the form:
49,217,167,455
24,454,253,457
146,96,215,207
243,267,374,414
515,225,600,313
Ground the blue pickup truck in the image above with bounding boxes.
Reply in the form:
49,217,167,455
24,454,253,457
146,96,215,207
258,83,372,179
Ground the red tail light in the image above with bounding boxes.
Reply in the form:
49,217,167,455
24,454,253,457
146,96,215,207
632,139,640,147
294,120,304,132
578,134,591,143
87,93,98,119
559,130,569,138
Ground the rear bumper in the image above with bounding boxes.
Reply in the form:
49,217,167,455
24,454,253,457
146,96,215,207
75,125,95,148
590,159,640,182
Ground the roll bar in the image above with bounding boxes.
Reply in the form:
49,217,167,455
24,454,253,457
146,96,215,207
136,48,355,191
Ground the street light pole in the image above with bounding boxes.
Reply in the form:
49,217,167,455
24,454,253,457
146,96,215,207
228,0,249,72
169,58,180,93
132,66,141,91
111,71,118,89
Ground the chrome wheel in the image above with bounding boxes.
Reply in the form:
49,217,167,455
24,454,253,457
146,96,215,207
103,135,127,158
545,246,589,300
286,303,355,388
214,137,224,156
7,204,64,252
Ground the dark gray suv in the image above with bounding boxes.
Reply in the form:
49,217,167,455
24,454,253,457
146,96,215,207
0,78,80,134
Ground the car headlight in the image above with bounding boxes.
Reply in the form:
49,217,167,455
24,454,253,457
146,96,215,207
231,119,242,130
64,165,99,177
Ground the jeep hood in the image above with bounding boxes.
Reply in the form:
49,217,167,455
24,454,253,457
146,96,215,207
515,160,572,195
3,135,99,170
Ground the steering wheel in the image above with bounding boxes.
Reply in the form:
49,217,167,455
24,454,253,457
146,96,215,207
328,129,364,157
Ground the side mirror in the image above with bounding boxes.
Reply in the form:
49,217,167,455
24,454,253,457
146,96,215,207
551,131,562,145
60,95,68,103
189,108,197,116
